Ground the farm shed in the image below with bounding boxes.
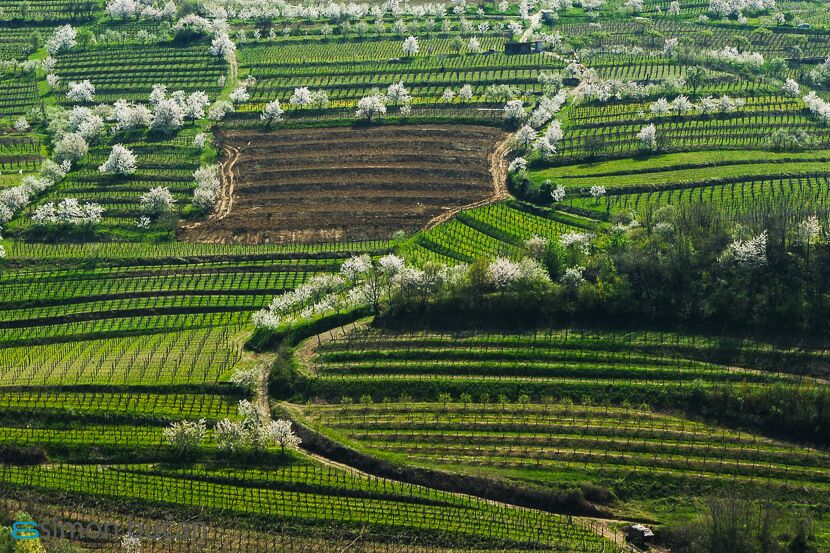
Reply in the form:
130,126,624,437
626,524,655,546
504,40,544,54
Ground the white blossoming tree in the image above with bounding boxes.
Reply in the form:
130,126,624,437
139,186,175,216
46,25,77,55
356,95,387,122
261,99,284,127
99,144,137,176
636,123,659,151
163,419,206,455
402,35,419,56
66,80,96,103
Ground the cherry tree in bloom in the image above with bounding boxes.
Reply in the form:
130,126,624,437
508,156,527,173
214,418,249,453
803,92,830,123
192,164,221,211
261,99,284,126
503,99,527,123
113,100,152,132
289,87,312,107
468,36,481,53
488,257,521,290
561,266,586,288
208,101,234,121
46,25,77,55
590,185,607,198
54,133,89,166
66,80,96,103
193,133,208,148
670,95,694,116
13,117,30,132
263,419,302,455
229,85,250,104
68,106,105,141
386,81,411,106
185,91,210,120
795,216,821,246
636,123,658,151
513,125,537,151
782,79,800,97
720,230,768,269
140,186,175,216
210,33,236,60
162,419,206,454
32,198,104,226
151,98,184,133
46,73,61,88
442,88,456,102
356,95,387,122
459,84,474,102
107,0,140,19
551,184,566,202
99,144,137,176
668,1,681,15
402,35,419,56
650,97,671,117
559,231,593,254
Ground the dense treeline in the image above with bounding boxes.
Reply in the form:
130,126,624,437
385,201,830,335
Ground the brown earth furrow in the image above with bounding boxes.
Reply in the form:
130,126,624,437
180,125,508,243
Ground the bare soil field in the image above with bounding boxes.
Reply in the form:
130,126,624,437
179,125,507,244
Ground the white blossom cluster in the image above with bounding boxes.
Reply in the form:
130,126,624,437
202,0,450,20
803,91,830,123
46,25,77,55
637,123,658,150
32,198,104,227
214,400,301,454
559,231,593,254
193,165,221,211
106,0,176,20
252,273,351,329
162,419,207,452
0,161,68,225
99,144,138,175
705,46,764,68
503,99,527,123
534,120,564,159
576,78,683,104
807,59,830,88
140,186,175,216
356,95,388,121
67,80,96,103
508,156,528,173
488,257,551,290
529,91,567,129
149,85,211,132
720,230,768,268
708,0,775,18
781,78,800,97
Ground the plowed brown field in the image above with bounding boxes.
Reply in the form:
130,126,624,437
179,125,507,244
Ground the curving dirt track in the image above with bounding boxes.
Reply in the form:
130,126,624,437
179,125,508,244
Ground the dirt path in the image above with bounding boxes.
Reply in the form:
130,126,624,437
520,10,543,42
180,144,240,233
423,133,510,230
294,318,371,376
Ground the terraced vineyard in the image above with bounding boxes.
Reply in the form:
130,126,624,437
1,0,830,551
